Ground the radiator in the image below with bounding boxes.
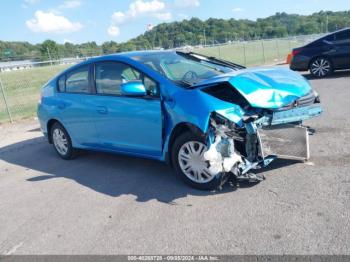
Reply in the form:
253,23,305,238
257,124,309,161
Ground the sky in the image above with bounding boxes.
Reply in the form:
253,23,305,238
1,0,349,44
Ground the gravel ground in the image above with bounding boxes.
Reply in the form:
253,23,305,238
0,70,349,255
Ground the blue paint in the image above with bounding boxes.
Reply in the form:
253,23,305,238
121,81,147,96
37,51,322,162
197,67,311,109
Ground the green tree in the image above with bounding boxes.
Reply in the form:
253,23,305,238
40,40,59,60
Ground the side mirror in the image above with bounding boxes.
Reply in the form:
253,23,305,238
121,81,147,97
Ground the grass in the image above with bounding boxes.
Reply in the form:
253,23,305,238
195,38,307,66
0,38,310,124
0,64,69,123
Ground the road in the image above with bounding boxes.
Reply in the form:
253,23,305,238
0,70,349,255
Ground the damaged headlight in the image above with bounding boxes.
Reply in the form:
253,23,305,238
204,113,244,175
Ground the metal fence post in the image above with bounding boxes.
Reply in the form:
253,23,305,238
288,38,292,52
0,76,13,123
47,47,53,66
275,39,280,59
261,40,266,64
243,42,247,66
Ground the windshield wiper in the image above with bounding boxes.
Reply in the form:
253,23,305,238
176,51,202,62
176,51,246,70
173,79,194,88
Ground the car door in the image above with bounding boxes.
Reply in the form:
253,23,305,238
328,29,350,69
90,60,163,158
55,64,100,147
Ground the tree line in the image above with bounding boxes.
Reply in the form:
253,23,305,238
1,10,349,61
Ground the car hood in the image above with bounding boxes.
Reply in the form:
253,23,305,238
197,67,311,109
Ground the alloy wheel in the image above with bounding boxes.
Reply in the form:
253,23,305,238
310,58,331,77
178,141,214,183
52,128,68,156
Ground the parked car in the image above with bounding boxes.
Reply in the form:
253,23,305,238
290,28,350,77
38,51,322,190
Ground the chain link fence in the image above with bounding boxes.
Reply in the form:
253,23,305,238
0,34,321,124
186,34,321,66
0,61,82,123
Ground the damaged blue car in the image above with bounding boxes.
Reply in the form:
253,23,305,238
37,51,322,190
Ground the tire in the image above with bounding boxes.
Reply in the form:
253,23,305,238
309,57,333,78
171,132,224,190
50,122,75,160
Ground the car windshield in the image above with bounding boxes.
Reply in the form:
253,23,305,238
131,52,236,87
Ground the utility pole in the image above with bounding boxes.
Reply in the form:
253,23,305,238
203,28,207,46
326,15,329,33
47,47,53,66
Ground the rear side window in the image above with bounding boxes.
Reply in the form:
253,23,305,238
65,65,90,93
334,30,350,42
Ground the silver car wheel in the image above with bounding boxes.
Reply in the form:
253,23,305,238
178,141,214,184
52,128,68,156
311,58,331,77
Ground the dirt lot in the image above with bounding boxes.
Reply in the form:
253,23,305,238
0,71,349,255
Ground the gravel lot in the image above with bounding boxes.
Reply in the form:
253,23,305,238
0,70,349,255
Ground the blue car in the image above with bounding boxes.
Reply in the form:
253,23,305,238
38,51,322,190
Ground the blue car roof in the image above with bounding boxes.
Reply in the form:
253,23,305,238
94,50,174,61
58,50,175,76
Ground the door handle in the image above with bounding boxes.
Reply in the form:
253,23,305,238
97,106,108,114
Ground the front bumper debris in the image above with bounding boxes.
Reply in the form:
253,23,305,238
205,103,322,184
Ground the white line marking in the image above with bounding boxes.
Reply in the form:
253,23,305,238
5,242,23,255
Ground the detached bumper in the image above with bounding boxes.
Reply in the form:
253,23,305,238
255,104,322,161
271,104,322,125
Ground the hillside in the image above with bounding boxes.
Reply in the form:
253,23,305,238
1,10,350,61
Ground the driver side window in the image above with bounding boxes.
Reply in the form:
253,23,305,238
95,62,159,97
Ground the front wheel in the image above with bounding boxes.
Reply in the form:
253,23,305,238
171,132,224,190
309,57,333,78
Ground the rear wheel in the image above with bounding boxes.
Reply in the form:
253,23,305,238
50,122,75,160
309,57,333,78
171,132,224,190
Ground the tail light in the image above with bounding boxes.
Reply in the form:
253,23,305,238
292,48,302,56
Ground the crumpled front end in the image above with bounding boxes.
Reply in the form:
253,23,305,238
203,101,322,183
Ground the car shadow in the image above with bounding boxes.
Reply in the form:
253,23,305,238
0,136,234,203
252,159,301,174
302,69,350,80
0,136,299,203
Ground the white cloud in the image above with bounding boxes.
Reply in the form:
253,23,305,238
174,0,200,8
107,25,120,36
22,0,40,8
108,0,172,37
129,0,165,17
232,7,244,12
26,10,83,33
58,0,82,9
63,38,75,44
111,11,127,24
24,0,40,4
